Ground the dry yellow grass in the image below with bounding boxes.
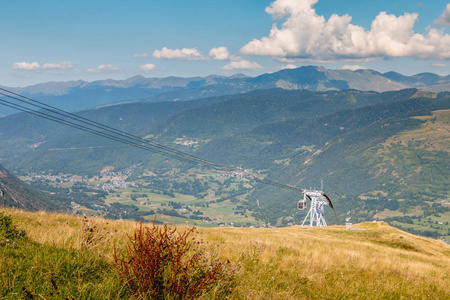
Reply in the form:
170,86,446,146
1,207,449,299
200,222,450,299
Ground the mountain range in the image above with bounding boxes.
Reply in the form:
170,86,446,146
0,86,448,231
0,66,448,240
1,66,450,116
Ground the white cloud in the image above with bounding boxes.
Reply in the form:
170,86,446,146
435,4,450,26
223,59,263,70
134,53,149,58
278,57,340,64
209,47,230,60
42,61,74,69
241,0,450,60
152,47,206,60
87,64,120,73
342,64,367,71
281,63,297,69
140,63,156,71
432,63,447,67
12,61,75,73
208,48,263,70
12,62,40,70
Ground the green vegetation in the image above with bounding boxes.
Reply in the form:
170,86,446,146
0,164,64,211
0,240,126,299
0,211,126,298
0,89,448,240
0,212,25,241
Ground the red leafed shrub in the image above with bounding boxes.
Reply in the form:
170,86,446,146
113,218,232,299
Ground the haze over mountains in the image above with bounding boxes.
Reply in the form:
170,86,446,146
2,66,450,116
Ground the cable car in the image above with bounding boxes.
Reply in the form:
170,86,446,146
297,193,307,210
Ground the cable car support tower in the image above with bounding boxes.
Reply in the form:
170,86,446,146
298,189,334,227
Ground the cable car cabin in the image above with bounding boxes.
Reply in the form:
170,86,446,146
297,199,307,210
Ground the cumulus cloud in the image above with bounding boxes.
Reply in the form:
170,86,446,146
435,4,450,26
281,63,297,69
152,47,206,60
241,0,450,60
140,63,156,71
223,59,263,70
134,53,150,58
342,64,367,71
42,61,74,69
87,64,120,73
12,62,40,70
12,61,75,72
209,47,230,60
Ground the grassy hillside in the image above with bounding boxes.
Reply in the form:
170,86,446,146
1,207,449,299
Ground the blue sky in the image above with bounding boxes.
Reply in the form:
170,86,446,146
2,0,450,87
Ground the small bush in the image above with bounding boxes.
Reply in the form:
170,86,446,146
113,218,232,299
0,212,26,241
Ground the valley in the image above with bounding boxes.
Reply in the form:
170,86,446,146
20,167,262,228
0,75,449,244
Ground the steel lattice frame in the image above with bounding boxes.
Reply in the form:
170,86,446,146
301,190,331,227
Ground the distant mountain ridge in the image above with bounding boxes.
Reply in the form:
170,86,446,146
1,66,449,116
2,74,233,96
0,74,236,115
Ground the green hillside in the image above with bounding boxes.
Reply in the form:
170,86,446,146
0,164,64,211
0,88,448,240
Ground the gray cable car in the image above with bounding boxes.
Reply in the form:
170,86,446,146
297,193,308,210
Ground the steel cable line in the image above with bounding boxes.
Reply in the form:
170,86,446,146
254,177,303,193
0,88,230,171
0,97,219,167
0,88,306,193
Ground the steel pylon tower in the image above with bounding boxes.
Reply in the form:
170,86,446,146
300,190,333,227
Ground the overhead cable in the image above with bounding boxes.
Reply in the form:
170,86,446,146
0,88,304,193
0,88,230,171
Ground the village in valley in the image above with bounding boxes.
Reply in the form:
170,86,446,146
19,164,267,227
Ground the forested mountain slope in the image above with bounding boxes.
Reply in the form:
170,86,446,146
0,164,64,211
0,88,448,237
